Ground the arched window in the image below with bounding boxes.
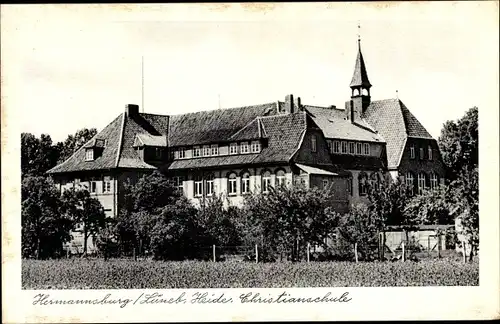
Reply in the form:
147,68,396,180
241,172,250,194
430,173,439,190
276,170,286,187
406,172,414,196
358,172,368,196
370,172,380,191
228,173,237,196
418,172,426,195
205,174,215,196
194,175,203,197
262,170,271,193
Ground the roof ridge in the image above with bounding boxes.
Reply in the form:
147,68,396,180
168,102,277,118
289,112,308,162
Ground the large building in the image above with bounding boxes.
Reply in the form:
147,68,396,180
47,41,446,220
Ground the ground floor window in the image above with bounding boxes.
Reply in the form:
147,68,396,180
228,173,237,195
194,175,203,197
241,172,250,194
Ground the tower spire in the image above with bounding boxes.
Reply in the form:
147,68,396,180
349,22,371,90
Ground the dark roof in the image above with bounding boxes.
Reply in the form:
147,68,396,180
168,103,277,147
363,98,434,169
304,105,384,142
229,117,267,141
350,43,372,89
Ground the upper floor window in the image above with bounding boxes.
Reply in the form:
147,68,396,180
85,149,94,161
430,173,439,190
428,146,433,160
356,143,363,155
311,136,317,153
241,172,250,194
276,170,286,187
194,175,203,197
410,146,415,159
341,141,348,154
417,172,426,195
203,145,211,156
205,174,215,196
262,171,271,193
193,146,201,158
103,176,111,193
251,141,261,153
406,172,414,195
349,142,355,154
333,141,340,153
229,143,238,155
211,145,219,156
363,143,370,156
327,140,333,153
240,142,250,154
419,147,425,160
178,147,186,159
228,173,238,195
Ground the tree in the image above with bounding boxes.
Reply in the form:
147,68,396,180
243,185,341,262
21,133,60,178
61,188,106,256
404,184,454,226
57,128,98,163
21,176,72,259
198,195,242,247
438,107,478,181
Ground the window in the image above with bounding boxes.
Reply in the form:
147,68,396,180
262,171,271,193
103,176,111,193
155,148,162,159
363,143,370,155
229,143,238,155
349,142,355,154
205,174,215,196
358,172,368,195
228,173,237,195
194,175,203,197
406,172,415,195
172,176,185,192
193,146,201,158
410,145,415,159
428,146,433,160
333,141,340,153
203,145,211,156
241,172,250,194
418,172,426,195
251,141,261,153
341,141,348,154
419,147,424,160
210,145,218,156
322,179,329,189
311,136,317,152
327,140,333,153
276,170,286,187
85,149,94,161
240,142,250,154
356,143,363,155
178,147,186,159
90,181,97,194
430,173,438,190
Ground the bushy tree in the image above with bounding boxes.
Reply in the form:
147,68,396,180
21,176,72,259
21,133,60,178
404,184,454,225
243,186,341,262
198,195,242,247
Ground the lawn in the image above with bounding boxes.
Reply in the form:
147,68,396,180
22,258,479,289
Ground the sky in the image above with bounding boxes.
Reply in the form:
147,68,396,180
2,2,499,143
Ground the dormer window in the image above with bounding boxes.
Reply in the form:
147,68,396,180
178,147,186,159
211,144,219,156
193,146,201,158
203,145,211,156
240,142,250,154
229,143,238,155
85,149,94,161
251,141,261,153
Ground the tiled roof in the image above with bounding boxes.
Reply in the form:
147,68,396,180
350,43,372,89
133,133,167,147
363,98,434,169
304,105,384,142
168,103,277,147
229,117,267,141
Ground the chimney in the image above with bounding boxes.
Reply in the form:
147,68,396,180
294,97,302,111
125,104,139,117
285,94,294,114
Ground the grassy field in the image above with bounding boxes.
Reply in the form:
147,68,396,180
22,258,478,289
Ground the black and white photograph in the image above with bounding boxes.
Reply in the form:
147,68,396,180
2,2,499,322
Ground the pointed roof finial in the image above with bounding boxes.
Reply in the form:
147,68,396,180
357,21,361,46
396,90,399,99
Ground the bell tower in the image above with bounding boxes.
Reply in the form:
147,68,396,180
348,24,372,117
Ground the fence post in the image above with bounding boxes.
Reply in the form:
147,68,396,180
402,242,405,262
462,240,467,263
354,243,358,263
307,243,310,263
255,244,258,263
437,234,441,258
213,244,216,262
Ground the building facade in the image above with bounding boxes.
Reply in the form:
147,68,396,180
48,41,446,221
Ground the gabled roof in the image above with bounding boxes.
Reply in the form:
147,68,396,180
363,98,434,169
133,133,167,147
304,105,385,143
350,42,372,89
168,103,277,147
